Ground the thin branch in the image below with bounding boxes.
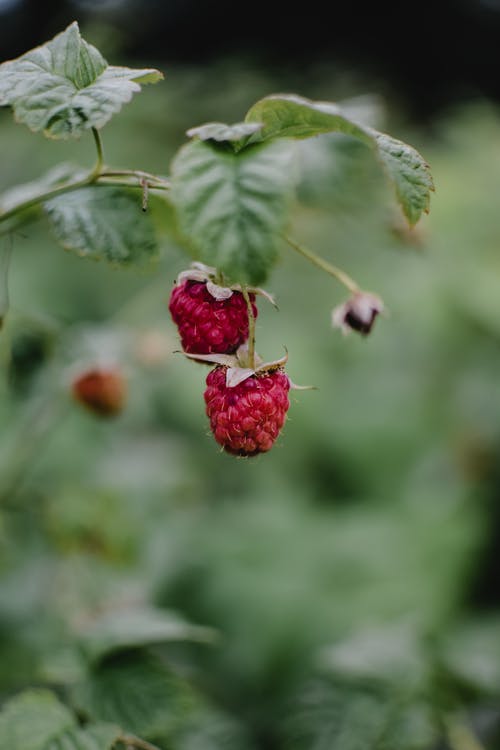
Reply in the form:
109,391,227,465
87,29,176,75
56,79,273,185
282,234,360,294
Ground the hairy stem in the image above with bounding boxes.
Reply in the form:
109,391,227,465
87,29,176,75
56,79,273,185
283,235,360,294
242,286,256,369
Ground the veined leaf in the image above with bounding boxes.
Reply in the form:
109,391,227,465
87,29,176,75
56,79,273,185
45,723,120,750
73,650,192,739
0,690,74,750
0,22,163,139
44,186,158,266
170,139,296,285
245,94,434,225
78,605,217,665
186,122,262,144
283,679,437,750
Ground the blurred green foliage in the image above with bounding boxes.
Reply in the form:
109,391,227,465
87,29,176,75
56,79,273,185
1,55,500,749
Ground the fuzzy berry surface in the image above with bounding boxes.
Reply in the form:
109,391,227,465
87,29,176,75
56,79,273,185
72,369,126,417
169,280,258,355
204,367,290,456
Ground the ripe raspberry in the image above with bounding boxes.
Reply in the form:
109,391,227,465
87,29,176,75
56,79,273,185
169,280,257,355
72,368,126,417
204,367,290,456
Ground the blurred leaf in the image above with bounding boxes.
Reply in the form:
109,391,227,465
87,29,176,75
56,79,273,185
319,622,430,693
45,723,120,750
44,186,158,266
173,706,254,750
440,616,500,696
0,22,163,139
170,139,295,284
245,94,433,224
186,122,262,144
0,690,74,750
283,679,437,750
78,605,217,665
73,650,192,739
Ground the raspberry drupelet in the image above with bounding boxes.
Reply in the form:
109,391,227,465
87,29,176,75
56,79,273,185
204,366,290,456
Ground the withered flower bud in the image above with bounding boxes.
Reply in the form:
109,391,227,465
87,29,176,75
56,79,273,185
332,292,384,336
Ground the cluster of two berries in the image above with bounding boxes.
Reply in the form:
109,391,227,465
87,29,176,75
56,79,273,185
169,264,291,457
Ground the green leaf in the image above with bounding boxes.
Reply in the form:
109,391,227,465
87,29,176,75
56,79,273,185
0,690,75,750
0,22,163,139
45,723,121,750
245,94,433,225
283,680,437,750
373,132,434,225
170,139,295,284
44,186,158,266
319,622,430,693
186,122,262,145
78,605,217,665
73,650,192,739
173,707,253,750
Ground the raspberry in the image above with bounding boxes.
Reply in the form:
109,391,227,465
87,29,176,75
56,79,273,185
169,280,257,355
72,368,126,417
204,366,290,456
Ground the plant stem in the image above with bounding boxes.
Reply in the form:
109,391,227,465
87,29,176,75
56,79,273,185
90,127,104,179
242,286,256,369
282,234,360,294
0,130,170,230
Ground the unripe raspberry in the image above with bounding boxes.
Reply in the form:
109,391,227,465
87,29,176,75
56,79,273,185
169,280,258,355
204,366,290,456
72,368,126,417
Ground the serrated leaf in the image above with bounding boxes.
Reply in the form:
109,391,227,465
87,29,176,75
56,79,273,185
73,650,192,739
44,186,158,266
373,132,434,225
78,605,217,665
0,22,163,139
0,689,75,750
45,723,121,750
170,139,295,284
245,94,433,225
186,122,262,144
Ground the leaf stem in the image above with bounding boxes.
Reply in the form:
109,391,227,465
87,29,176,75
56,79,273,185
242,286,256,369
282,234,360,294
90,127,105,179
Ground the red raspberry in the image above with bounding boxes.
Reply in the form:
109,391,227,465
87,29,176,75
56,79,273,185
204,367,290,456
169,280,257,355
72,368,126,417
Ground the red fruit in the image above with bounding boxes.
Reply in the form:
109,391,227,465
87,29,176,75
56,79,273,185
72,368,126,417
169,280,257,355
204,367,290,456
